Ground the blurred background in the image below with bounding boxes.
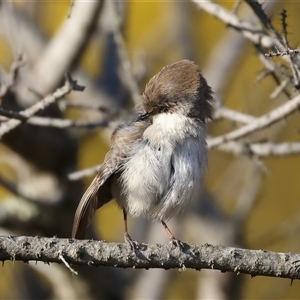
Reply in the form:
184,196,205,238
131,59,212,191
0,0,300,299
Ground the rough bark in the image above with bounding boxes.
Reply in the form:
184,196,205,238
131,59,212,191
1,235,300,280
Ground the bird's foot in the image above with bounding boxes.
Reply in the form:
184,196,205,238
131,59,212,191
169,237,185,251
124,232,140,252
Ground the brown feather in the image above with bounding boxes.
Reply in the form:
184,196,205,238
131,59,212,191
72,120,149,239
72,59,213,239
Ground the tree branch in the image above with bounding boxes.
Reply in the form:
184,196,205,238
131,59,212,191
1,235,300,280
0,115,116,129
208,93,300,149
214,105,257,124
108,2,141,105
0,53,25,99
31,0,103,94
68,164,101,180
193,0,275,48
0,75,82,138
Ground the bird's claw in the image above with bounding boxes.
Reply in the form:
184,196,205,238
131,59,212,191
169,238,185,251
124,232,139,252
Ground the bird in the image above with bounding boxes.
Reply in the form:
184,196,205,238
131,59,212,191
72,59,214,249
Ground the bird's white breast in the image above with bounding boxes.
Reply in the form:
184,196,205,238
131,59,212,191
118,113,207,221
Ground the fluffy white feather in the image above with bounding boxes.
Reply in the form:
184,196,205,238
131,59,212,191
118,112,207,221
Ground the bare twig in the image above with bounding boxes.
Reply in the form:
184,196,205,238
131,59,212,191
67,0,75,19
214,106,257,125
58,250,78,275
217,141,300,157
1,235,300,280
244,0,281,40
232,0,242,15
30,0,103,94
257,50,293,98
280,8,300,87
270,79,289,99
208,93,300,149
281,9,289,49
265,48,300,58
0,108,27,121
27,118,115,129
0,76,78,138
68,164,101,181
193,0,275,48
0,115,115,129
0,54,25,99
109,2,141,105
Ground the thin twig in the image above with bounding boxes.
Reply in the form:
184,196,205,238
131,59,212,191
232,0,242,15
30,1,103,94
281,9,289,49
0,114,116,129
67,0,75,19
193,0,275,48
58,250,78,275
0,108,27,121
208,93,300,148
280,9,299,87
0,54,25,99
270,79,289,99
0,75,80,138
109,2,141,105
214,106,257,125
265,48,300,58
68,164,101,181
244,0,281,41
257,49,293,98
216,141,300,157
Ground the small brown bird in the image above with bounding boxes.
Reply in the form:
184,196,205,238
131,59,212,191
72,60,213,249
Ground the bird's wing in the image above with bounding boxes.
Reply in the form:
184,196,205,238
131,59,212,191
72,119,149,239
71,166,118,239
